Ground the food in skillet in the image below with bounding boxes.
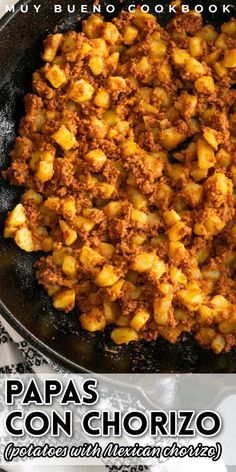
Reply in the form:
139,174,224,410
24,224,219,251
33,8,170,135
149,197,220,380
3,7,236,353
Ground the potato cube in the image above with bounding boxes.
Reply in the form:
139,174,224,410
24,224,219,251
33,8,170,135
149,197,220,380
95,265,120,287
53,125,76,151
211,335,226,354
167,222,187,242
88,56,104,76
94,89,110,108
186,57,205,77
79,246,103,267
189,36,204,57
42,33,63,62
154,295,172,325
163,209,181,227
159,127,186,151
98,242,115,259
123,26,138,45
150,257,166,280
131,209,148,225
67,79,94,103
46,65,67,88
98,183,115,199
85,149,107,170
80,308,106,332
223,49,236,68
178,286,204,311
172,48,189,66
130,308,150,331
14,227,34,252
74,216,95,233
175,93,198,118
23,189,43,205
136,56,151,74
111,327,138,345
62,255,77,278
194,76,215,94
62,196,76,218
62,32,77,53
182,182,203,206
221,20,236,35
103,23,120,44
131,253,156,273
127,187,147,210
103,301,119,323
197,138,215,170
150,39,167,61
53,288,76,311
82,15,103,39
59,220,77,246
6,203,26,227
170,267,187,285
36,153,54,183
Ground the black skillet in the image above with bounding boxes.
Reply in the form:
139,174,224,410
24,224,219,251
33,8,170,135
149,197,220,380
0,0,236,374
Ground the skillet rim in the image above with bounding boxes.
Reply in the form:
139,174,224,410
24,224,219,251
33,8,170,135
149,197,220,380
0,0,236,374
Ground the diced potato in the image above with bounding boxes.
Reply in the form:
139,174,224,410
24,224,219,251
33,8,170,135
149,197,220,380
131,209,148,225
6,203,26,227
136,56,151,74
103,22,120,44
53,288,76,311
62,255,77,278
107,76,126,92
203,128,220,151
62,196,76,218
80,308,106,332
211,335,226,354
189,36,204,57
219,321,236,334
175,93,197,118
36,152,54,183
68,79,94,103
130,308,150,331
163,209,181,227
131,253,156,273
74,216,95,233
123,25,138,45
159,127,186,151
214,62,227,78
182,182,203,206
59,220,77,246
154,295,172,325
103,301,119,324
223,49,236,68
221,20,236,35
42,33,63,62
23,189,43,205
172,48,189,66
104,201,122,218
170,267,187,285
186,57,205,77
116,314,130,327
14,227,34,252
62,32,77,53
79,246,103,267
178,286,204,311
88,56,104,76
46,65,67,88
82,15,103,39
85,149,107,170
95,264,120,287
97,182,114,199
194,76,215,94
127,186,147,210
103,109,120,126
167,222,187,242
53,125,76,151
94,89,110,108
197,138,215,170
108,278,125,300
169,242,187,263
111,327,138,345
200,25,218,42
97,242,115,259
150,257,166,280
150,39,167,61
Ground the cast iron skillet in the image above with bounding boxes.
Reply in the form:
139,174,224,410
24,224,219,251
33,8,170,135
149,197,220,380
0,0,236,373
